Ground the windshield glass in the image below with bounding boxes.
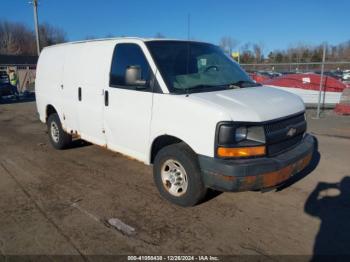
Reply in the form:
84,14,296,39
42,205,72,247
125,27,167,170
146,41,257,94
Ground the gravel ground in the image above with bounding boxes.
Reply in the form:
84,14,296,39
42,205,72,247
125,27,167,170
0,100,349,260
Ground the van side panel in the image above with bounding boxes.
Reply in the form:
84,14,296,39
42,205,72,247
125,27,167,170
35,46,66,123
36,41,115,146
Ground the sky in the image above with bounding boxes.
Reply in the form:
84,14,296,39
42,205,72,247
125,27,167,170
1,0,349,54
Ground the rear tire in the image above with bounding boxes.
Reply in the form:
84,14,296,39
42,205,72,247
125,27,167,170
47,113,72,149
153,142,207,207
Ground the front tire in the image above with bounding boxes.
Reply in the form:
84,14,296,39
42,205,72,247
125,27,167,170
47,113,72,149
153,143,207,207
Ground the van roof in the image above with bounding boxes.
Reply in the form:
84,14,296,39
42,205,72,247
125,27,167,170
43,37,211,50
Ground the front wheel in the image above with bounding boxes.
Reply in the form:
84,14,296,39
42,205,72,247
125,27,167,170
153,143,207,207
47,113,72,149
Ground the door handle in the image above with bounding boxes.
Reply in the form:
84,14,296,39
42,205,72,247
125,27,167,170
104,90,109,106
78,87,82,101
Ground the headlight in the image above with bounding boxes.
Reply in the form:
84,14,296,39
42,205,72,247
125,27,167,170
245,126,265,144
235,127,247,142
216,123,266,158
218,124,266,145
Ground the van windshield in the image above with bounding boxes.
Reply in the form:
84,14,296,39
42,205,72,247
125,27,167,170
146,41,259,94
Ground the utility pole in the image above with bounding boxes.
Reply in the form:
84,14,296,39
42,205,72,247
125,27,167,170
187,13,191,40
31,0,41,55
316,43,326,119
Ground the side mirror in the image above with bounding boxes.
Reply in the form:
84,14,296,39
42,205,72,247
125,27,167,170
125,65,147,86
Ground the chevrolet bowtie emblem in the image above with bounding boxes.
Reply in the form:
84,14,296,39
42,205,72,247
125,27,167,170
287,127,297,137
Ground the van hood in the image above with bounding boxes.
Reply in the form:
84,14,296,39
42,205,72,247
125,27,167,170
189,86,305,122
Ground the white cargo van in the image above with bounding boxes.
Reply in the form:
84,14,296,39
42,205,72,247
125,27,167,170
36,38,314,206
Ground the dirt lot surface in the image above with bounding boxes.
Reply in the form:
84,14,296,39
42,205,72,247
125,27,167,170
0,101,349,259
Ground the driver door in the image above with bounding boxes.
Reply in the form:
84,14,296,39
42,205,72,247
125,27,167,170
103,43,154,162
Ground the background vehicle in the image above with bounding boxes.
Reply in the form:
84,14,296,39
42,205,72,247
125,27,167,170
342,70,350,81
315,70,343,81
0,70,16,99
260,71,282,78
263,73,346,105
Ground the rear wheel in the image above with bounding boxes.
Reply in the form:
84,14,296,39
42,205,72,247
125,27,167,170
47,113,72,149
153,142,207,207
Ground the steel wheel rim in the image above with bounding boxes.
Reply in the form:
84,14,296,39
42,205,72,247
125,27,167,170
50,122,60,143
161,159,188,197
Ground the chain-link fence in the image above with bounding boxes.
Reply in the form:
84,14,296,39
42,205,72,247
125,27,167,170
240,62,350,74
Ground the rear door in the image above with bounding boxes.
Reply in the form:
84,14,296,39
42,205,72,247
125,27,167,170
103,43,154,162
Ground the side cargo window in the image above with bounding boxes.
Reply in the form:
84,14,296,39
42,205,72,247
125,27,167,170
110,43,155,91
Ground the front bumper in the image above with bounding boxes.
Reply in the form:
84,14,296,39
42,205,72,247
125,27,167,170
198,134,315,192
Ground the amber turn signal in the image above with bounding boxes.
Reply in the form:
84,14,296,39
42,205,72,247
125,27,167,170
217,146,266,157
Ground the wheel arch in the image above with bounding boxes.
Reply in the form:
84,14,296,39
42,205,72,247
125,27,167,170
149,134,196,164
46,104,57,121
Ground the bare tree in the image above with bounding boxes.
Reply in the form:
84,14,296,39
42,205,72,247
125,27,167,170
253,42,264,63
0,20,67,55
240,42,255,63
238,40,350,64
39,22,67,47
0,21,36,55
219,36,238,54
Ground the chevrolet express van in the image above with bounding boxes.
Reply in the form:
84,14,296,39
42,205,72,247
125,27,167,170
36,38,314,206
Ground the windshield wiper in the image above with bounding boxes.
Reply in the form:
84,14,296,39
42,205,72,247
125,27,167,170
186,84,221,90
174,81,260,95
228,80,261,88
174,84,223,94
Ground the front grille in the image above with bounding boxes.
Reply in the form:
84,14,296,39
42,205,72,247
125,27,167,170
268,134,304,156
265,113,305,134
264,113,306,156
